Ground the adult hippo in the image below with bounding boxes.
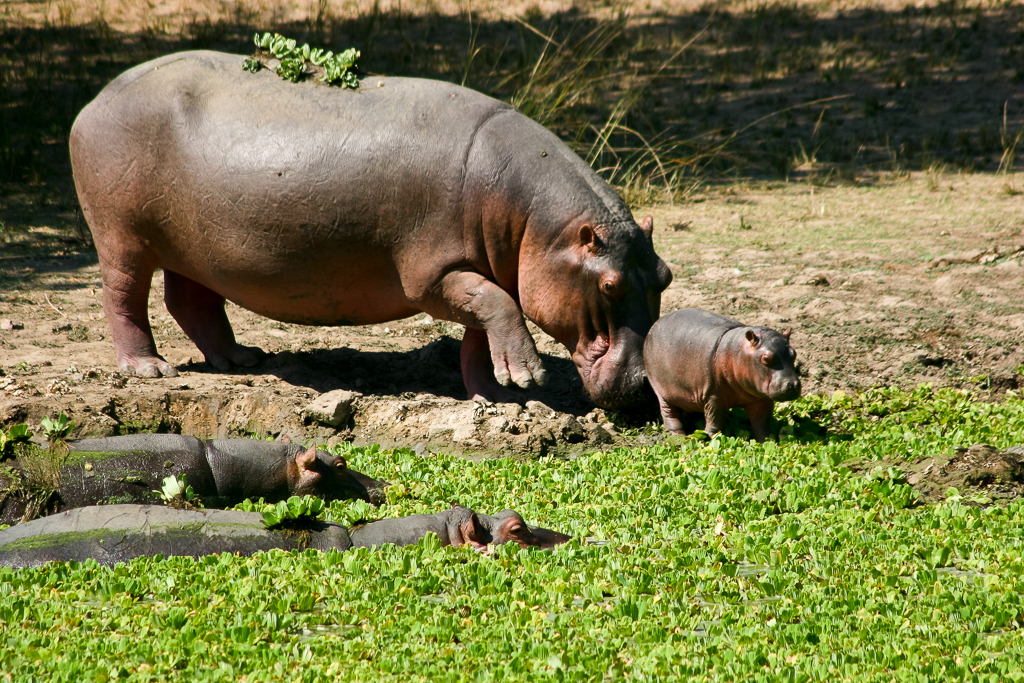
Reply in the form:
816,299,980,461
70,51,671,409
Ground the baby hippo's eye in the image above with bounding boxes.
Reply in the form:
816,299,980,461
334,458,347,470
789,348,797,361
761,351,776,366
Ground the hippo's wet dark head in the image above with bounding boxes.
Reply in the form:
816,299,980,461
288,446,388,506
520,215,672,410
466,510,572,550
744,327,802,402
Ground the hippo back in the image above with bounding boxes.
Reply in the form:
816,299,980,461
0,505,352,568
644,308,743,403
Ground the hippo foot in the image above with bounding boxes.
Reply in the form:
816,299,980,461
204,344,267,371
119,356,179,378
465,369,529,405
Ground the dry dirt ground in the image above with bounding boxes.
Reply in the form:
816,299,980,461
2,172,1022,457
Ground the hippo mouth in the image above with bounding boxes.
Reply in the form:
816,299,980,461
573,332,646,410
769,380,803,403
348,470,389,506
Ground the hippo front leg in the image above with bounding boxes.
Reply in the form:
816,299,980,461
429,271,547,401
744,399,776,443
163,270,266,371
703,396,728,437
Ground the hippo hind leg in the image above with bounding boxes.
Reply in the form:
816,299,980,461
99,258,179,378
163,270,266,371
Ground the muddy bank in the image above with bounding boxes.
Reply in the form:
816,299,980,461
847,443,1024,504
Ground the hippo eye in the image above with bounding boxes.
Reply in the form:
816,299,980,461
761,351,776,366
601,274,625,298
508,524,523,533
789,348,797,361
334,458,347,470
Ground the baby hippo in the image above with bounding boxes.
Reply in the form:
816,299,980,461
644,308,801,441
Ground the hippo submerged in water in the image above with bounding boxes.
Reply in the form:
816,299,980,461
644,309,802,441
0,434,386,526
70,51,672,410
0,503,572,568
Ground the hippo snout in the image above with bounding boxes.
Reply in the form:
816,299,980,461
771,376,802,402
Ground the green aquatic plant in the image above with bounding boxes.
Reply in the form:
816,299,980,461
39,412,73,451
0,423,31,458
155,474,200,509
245,33,360,88
261,495,326,529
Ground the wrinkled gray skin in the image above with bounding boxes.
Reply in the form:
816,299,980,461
0,504,571,568
644,308,802,442
70,51,672,410
0,434,385,526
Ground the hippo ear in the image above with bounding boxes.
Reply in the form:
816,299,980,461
281,435,292,444
462,513,489,551
296,445,318,473
744,329,760,347
640,215,654,239
782,328,792,341
578,225,602,255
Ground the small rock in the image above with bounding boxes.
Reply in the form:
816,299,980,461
797,274,829,287
557,415,586,444
0,319,23,330
304,389,361,427
899,352,928,367
413,442,429,456
587,424,614,445
487,416,510,434
51,322,73,333
525,400,554,417
453,424,478,442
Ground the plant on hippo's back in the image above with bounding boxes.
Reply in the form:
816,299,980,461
243,32,360,89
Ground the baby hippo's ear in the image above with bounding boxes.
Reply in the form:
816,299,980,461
744,329,761,347
296,445,320,476
461,513,489,552
782,328,792,341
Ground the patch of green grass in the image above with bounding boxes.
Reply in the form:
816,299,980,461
2,388,1024,680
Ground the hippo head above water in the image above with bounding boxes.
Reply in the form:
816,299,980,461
520,215,672,411
287,445,387,506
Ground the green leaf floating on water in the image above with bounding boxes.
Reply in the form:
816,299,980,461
261,495,326,529
247,32,360,88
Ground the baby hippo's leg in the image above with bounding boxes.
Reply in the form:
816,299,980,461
744,399,776,442
703,396,728,436
655,393,686,434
